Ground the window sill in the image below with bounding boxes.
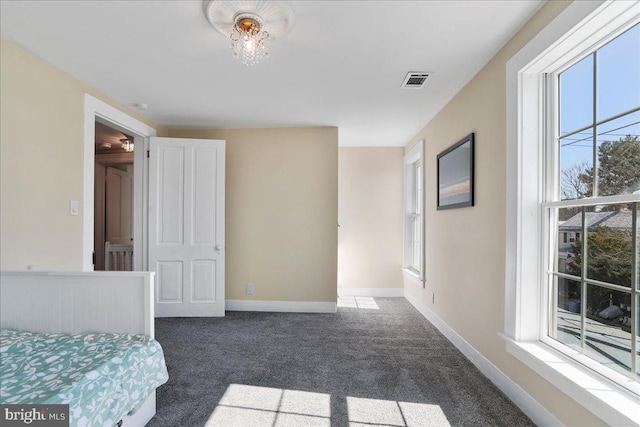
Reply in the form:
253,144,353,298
402,268,423,288
503,336,640,426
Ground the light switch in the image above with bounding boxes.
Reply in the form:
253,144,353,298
70,200,79,216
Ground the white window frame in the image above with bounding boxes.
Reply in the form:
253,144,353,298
403,140,425,287
504,1,640,425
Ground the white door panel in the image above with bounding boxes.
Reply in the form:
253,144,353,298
106,166,134,244
149,137,225,317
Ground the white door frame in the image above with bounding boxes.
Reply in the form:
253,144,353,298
82,94,156,271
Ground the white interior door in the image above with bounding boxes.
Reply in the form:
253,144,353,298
106,166,133,244
94,163,107,270
149,137,225,317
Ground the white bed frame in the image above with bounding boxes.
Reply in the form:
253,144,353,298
0,271,158,427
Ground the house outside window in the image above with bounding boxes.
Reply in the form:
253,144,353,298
403,140,424,284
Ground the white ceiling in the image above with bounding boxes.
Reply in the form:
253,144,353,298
0,0,544,147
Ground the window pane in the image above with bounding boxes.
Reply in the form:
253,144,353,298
412,215,420,269
550,275,582,352
560,54,594,136
556,207,582,275
597,24,640,121
560,128,593,200
636,203,639,292
595,110,640,197
584,205,632,287
585,284,632,377
415,163,422,214
636,295,639,379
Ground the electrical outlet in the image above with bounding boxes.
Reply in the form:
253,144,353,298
247,283,254,295
431,291,435,304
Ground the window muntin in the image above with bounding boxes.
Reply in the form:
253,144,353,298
548,23,640,384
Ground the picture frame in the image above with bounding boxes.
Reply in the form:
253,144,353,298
437,133,474,210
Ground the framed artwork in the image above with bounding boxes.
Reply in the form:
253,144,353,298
437,133,474,210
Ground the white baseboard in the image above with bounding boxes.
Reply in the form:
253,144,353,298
403,291,561,427
226,300,336,313
338,287,404,297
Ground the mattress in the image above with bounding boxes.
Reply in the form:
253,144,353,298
0,329,169,427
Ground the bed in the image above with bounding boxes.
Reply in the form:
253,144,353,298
0,271,168,427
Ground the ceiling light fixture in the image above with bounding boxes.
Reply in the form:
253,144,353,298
230,13,268,65
203,0,295,67
120,138,134,153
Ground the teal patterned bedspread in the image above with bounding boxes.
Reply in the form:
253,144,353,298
0,329,169,427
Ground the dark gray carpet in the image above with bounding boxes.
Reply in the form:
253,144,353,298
149,298,534,427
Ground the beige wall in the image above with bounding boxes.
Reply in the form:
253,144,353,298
403,1,606,426
1,36,338,303
0,37,165,271
168,128,338,303
338,147,403,291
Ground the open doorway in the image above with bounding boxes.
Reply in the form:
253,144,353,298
94,121,134,271
83,94,157,272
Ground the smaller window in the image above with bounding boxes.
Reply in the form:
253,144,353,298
410,161,422,271
403,140,424,282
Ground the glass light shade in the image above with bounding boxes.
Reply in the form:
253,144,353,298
230,15,269,66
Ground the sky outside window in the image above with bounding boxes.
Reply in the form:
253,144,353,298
597,23,640,120
559,23,640,200
560,54,593,136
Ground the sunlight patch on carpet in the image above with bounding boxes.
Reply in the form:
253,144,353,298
206,384,331,426
206,384,451,427
337,296,380,310
347,396,451,427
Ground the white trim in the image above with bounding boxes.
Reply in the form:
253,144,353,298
83,94,156,271
505,0,606,342
338,287,404,297
543,193,640,208
225,300,337,313
403,291,561,427
505,339,640,427
402,268,423,288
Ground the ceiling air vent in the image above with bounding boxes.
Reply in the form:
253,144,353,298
401,72,430,89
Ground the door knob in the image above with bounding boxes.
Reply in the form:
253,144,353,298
215,245,222,251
